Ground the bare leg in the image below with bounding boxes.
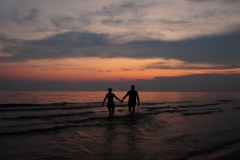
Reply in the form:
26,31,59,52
128,106,132,115
132,106,135,115
108,106,112,116
112,106,115,116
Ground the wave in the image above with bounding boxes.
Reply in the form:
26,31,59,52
142,105,171,110
218,100,234,102
0,124,80,136
142,101,193,105
178,103,220,108
2,111,94,120
167,133,190,142
0,114,149,136
0,102,128,113
0,102,69,107
0,106,227,137
170,101,193,104
182,109,223,116
0,102,103,107
0,105,100,112
142,102,166,105
0,103,106,113
0,99,238,138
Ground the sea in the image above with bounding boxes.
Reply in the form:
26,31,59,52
0,91,240,160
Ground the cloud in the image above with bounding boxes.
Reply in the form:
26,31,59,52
13,8,39,24
1,74,239,91
158,19,190,25
144,60,231,70
0,52,13,57
1,0,240,41
0,32,111,61
151,74,240,91
102,19,124,25
188,0,239,3
1,31,240,68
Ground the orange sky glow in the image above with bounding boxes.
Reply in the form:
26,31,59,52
1,58,240,82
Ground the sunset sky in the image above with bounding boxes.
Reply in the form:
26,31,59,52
0,0,240,91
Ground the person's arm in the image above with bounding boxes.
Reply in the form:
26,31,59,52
137,92,140,106
102,95,107,106
114,94,122,102
122,92,129,102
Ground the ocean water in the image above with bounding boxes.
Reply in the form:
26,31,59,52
0,91,240,160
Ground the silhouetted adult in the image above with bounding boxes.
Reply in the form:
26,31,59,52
102,88,122,116
122,85,140,116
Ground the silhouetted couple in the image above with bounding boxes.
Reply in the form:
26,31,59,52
102,85,140,117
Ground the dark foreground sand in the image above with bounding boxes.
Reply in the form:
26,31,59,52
188,143,240,160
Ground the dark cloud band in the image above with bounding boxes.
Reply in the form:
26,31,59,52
1,31,240,68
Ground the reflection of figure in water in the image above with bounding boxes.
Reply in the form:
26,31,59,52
102,88,122,116
122,85,140,116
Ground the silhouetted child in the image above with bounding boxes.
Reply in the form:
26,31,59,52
102,88,122,116
122,85,140,116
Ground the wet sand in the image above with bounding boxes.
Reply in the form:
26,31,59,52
188,142,240,160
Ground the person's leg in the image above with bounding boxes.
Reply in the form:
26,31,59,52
107,106,112,116
128,105,132,114
112,106,115,116
132,106,135,115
